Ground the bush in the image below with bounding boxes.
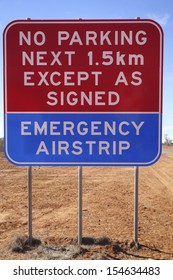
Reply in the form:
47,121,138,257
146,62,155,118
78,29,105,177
0,138,4,152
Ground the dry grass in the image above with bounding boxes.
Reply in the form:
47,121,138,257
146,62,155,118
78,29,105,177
8,234,41,253
5,234,146,260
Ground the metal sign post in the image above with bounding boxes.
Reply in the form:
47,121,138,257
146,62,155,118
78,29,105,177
28,166,32,246
78,166,83,245
134,166,139,245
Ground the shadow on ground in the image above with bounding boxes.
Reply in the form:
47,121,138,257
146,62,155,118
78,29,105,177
4,235,173,260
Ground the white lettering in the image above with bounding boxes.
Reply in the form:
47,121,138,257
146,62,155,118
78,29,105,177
119,141,130,154
99,141,110,155
70,31,82,45
50,122,60,135
63,121,75,135
58,141,69,154
21,121,31,135
58,31,69,45
86,141,96,155
131,71,142,86
132,121,144,135
115,71,128,86
34,122,47,135
100,31,111,45
77,122,88,135
24,72,34,86
86,31,97,45
119,121,130,135
72,141,83,155
47,91,58,106
108,91,120,105
91,122,102,135
57,30,147,46
36,141,49,155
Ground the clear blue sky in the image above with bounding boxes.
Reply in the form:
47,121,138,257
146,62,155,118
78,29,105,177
0,0,173,141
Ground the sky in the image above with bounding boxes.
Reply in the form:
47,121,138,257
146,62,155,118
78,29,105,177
0,0,173,142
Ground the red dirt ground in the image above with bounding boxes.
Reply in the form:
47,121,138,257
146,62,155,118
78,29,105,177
0,146,172,259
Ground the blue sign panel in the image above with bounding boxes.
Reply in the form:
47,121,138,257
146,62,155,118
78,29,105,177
5,113,161,166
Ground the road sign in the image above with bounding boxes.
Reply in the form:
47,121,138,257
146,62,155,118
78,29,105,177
3,19,163,166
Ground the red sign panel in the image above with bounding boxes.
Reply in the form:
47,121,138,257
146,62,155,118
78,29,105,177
4,19,163,113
